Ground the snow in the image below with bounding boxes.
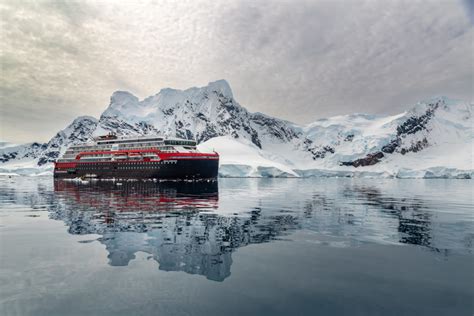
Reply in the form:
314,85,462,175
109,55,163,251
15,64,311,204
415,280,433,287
0,158,53,176
198,136,298,177
0,141,20,149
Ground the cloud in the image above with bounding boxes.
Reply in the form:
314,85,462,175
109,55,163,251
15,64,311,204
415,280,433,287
208,0,473,119
462,0,474,24
0,0,472,143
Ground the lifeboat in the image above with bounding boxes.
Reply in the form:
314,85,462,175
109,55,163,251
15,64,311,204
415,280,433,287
113,153,128,160
128,153,142,160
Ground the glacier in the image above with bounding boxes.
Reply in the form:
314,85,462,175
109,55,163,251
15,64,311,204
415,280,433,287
1,80,472,178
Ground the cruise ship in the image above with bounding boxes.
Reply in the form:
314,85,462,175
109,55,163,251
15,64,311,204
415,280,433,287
54,133,219,179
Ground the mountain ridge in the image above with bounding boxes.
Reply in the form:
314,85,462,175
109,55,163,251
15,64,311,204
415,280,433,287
1,80,472,178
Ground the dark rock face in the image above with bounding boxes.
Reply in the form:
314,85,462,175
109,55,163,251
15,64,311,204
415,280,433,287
0,152,17,163
397,103,439,136
250,113,300,142
344,134,354,142
340,101,442,167
381,139,399,154
163,108,174,115
196,125,219,144
312,146,335,159
400,138,429,155
301,139,336,160
98,117,160,137
37,157,48,166
340,152,384,167
38,151,60,166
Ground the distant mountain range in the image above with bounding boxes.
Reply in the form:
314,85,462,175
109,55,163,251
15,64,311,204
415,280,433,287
1,80,472,178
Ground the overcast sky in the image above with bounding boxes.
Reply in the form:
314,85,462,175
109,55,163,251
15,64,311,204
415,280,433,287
1,0,472,143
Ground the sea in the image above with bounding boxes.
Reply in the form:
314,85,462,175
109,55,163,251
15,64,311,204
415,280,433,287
0,176,472,316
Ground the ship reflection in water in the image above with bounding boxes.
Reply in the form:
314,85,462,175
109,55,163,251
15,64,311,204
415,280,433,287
52,180,298,282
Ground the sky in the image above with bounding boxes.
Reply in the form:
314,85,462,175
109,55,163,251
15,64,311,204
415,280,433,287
0,0,473,143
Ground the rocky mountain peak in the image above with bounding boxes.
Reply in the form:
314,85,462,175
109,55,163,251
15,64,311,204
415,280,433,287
206,79,233,98
110,90,139,103
107,91,140,114
71,115,98,126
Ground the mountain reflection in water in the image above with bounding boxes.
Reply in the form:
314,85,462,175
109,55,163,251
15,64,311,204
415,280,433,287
1,178,471,283
343,186,439,252
51,180,299,281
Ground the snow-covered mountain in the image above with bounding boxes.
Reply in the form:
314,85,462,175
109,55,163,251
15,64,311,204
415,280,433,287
94,80,312,154
0,116,98,175
1,80,472,178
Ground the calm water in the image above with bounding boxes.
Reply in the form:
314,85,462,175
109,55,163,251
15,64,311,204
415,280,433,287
0,177,472,316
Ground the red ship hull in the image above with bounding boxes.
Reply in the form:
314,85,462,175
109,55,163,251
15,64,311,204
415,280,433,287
54,151,219,180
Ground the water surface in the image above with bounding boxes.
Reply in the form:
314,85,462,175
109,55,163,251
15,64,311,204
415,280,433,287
0,177,473,315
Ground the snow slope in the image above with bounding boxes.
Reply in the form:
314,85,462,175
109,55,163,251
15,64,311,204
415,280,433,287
198,136,298,177
1,80,472,178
